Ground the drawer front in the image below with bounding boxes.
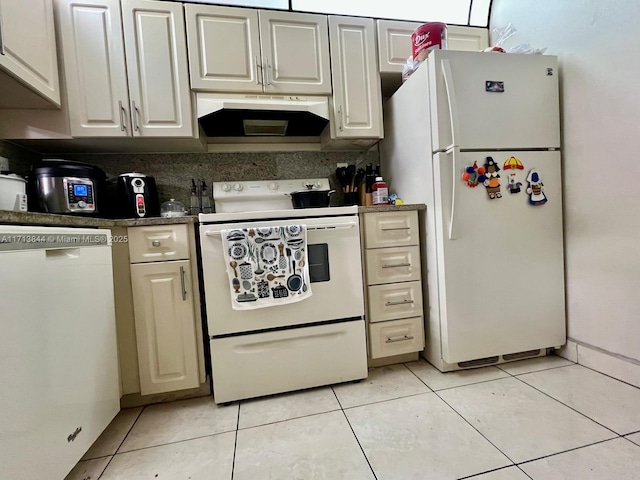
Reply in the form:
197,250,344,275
365,245,421,285
128,225,190,264
369,317,424,359
368,281,423,323
363,210,419,249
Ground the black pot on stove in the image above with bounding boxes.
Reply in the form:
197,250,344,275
287,185,335,209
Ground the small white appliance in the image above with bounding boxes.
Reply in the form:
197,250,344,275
0,173,28,212
199,179,367,404
380,51,566,371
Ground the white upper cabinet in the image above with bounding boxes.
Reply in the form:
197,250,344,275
376,20,489,73
328,16,382,139
121,0,194,137
56,0,129,136
186,4,262,92
0,0,60,108
258,10,331,94
186,5,331,95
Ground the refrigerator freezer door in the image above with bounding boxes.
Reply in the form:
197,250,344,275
433,150,565,364
429,51,560,151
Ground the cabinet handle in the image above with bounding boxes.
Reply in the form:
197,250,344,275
0,10,5,56
337,105,343,131
381,226,411,231
381,263,411,268
180,266,187,301
118,101,126,131
265,57,272,85
385,299,414,306
386,335,414,344
255,56,261,85
132,100,140,132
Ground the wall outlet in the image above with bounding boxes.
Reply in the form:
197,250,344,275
336,162,348,168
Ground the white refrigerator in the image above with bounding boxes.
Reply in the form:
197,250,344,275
380,50,566,371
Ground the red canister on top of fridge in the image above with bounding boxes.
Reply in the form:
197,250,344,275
412,22,447,63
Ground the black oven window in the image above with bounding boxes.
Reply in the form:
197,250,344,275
307,243,329,283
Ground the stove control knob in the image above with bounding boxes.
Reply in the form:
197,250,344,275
314,180,323,188
221,183,231,192
233,183,244,192
77,201,87,208
268,182,279,191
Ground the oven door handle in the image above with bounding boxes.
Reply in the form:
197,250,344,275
204,222,357,237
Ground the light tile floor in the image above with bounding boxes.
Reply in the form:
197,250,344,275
66,355,640,480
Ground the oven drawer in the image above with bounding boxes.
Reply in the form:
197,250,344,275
363,211,419,249
369,317,424,359
129,225,190,264
365,245,421,285
210,320,367,403
367,281,423,323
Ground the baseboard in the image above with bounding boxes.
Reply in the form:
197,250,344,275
561,339,640,388
120,380,211,408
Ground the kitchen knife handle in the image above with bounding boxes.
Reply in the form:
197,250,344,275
385,299,414,306
255,56,261,85
381,263,411,269
337,105,343,131
118,101,126,132
132,100,140,132
180,266,187,301
386,335,414,344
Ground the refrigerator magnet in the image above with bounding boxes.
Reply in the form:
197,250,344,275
526,169,548,205
503,156,524,171
482,157,502,199
462,161,486,188
507,173,522,194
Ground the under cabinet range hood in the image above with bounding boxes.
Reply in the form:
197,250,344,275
196,93,330,140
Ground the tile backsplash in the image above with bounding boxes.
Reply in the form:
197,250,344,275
0,140,41,175
65,150,380,208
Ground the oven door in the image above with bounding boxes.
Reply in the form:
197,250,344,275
199,215,364,336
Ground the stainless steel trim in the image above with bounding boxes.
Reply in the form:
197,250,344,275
385,335,414,344
380,226,410,231
132,100,140,131
381,263,411,268
180,266,187,301
118,101,126,131
385,299,414,306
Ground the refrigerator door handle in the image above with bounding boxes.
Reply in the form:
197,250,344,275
446,145,460,240
441,59,460,150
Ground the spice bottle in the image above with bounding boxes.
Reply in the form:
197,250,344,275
372,177,389,205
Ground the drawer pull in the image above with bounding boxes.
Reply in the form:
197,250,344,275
152,240,161,247
386,335,414,344
385,299,414,306
380,226,411,231
382,263,411,268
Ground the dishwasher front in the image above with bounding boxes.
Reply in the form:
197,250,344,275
0,226,120,480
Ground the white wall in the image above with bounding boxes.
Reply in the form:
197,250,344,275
491,0,640,383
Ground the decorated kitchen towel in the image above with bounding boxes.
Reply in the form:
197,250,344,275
221,225,312,310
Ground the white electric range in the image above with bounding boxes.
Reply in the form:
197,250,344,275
199,179,367,404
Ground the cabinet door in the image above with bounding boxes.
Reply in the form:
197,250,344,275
186,4,262,93
56,0,130,137
446,25,489,52
329,16,382,138
130,261,200,395
0,0,60,106
376,20,421,74
259,10,331,94
121,0,194,137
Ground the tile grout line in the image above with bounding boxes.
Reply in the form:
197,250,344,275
332,386,379,480
97,406,145,479
496,360,576,376
457,464,533,480
237,407,343,431
105,429,238,456
573,362,640,392
231,402,241,480
514,437,622,468
511,374,622,437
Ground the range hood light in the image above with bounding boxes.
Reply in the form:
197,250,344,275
243,119,288,136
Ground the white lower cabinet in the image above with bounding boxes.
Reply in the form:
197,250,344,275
361,209,425,360
130,260,199,395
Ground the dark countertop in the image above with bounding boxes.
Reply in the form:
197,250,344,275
358,203,426,213
0,210,198,228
